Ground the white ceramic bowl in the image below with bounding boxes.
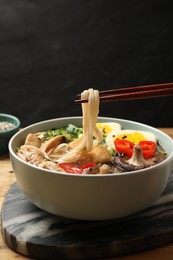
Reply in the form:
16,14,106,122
9,117,173,220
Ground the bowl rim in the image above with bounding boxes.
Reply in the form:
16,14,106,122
0,113,20,133
9,116,173,177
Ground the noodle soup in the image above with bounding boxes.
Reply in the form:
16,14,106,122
17,89,167,175
17,122,167,174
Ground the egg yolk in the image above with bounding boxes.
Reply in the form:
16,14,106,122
96,123,112,135
115,132,146,144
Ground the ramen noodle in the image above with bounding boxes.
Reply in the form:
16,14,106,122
58,89,103,163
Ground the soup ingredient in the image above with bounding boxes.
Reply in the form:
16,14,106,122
114,139,156,158
17,122,167,174
25,133,42,147
113,156,142,172
128,145,149,167
138,140,156,158
114,139,134,157
0,121,15,131
59,162,97,174
89,145,111,163
42,135,68,154
44,124,83,141
106,129,157,149
113,143,159,172
17,145,45,166
96,122,121,135
58,163,83,174
115,130,157,143
39,161,60,171
99,164,111,174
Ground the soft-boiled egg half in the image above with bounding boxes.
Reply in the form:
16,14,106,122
106,129,157,149
96,122,121,135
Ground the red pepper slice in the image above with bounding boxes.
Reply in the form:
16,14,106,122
81,162,97,169
58,162,97,174
114,139,134,157
139,140,156,158
58,163,83,174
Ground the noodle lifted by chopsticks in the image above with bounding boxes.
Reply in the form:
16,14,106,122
58,89,103,163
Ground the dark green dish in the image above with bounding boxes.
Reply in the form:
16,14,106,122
0,113,20,155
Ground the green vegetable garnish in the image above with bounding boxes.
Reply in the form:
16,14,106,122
44,124,83,140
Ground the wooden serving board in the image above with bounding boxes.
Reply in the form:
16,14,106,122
1,171,173,260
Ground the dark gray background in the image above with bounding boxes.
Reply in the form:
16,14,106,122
0,0,173,127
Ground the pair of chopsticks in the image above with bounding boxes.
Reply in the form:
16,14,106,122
75,82,173,103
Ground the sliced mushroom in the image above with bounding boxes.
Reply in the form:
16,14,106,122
128,144,149,167
24,133,43,148
113,145,149,172
41,135,68,154
113,156,142,172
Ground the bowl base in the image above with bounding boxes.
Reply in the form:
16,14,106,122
2,178,173,259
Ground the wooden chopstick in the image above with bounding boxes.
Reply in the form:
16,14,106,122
75,82,173,103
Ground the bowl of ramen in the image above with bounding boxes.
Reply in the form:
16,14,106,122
8,89,173,220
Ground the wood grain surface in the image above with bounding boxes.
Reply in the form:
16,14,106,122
1,128,173,259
